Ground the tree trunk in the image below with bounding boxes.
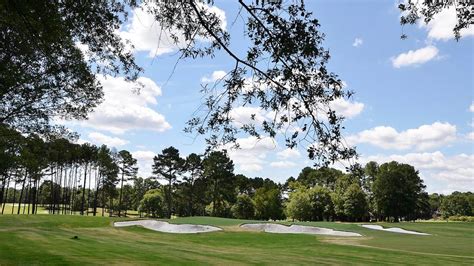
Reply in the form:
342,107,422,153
93,170,99,216
80,164,88,215
17,174,27,215
1,174,11,214
118,167,125,217
168,176,172,219
11,178,17,214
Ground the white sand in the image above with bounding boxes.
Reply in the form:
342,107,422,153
241,223,361,237
114,220,222,234
361,224,430,235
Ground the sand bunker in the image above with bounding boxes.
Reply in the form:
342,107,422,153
241,223,361,237
361,224,430,235
114,220,222,234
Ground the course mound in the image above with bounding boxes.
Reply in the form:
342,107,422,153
361,224,430,235
114,220,222,234
240,223,361,237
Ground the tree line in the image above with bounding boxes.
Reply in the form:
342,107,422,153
1,124,472,221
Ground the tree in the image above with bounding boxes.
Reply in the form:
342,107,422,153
202,151,234,217
342,184,368,222
372,161,426,222
399,1,472,41
4,1,361,166
231,194,255,219
183,153,203,216
117,150,138,217
298,167,343,189
307,186,334,221
152,147,184,218
285,187,312,221
0,1,140,133
254,187,284,220
162,0,357,166
440,192,472,219
139,189,165,218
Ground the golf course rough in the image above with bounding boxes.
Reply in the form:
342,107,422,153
114,220,222,233
361,224,430,235
241,223,362,236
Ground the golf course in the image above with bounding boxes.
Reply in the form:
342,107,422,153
0,215,472,265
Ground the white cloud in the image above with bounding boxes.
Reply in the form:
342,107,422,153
469,102,474,112
361,151,474,193
352,37,363,47
120,4,227,57
71,75,171,134
131,150,156,178
270,160,297,168
391,45,439,68
201,70,227,83
229,106,266,126
467,132,474,141
277,148,301,159
224,136,277,173
329,98,365,119
347,122,457,151
420,6,474,41
87,132,129,147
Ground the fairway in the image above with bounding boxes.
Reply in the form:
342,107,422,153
0,215,473,265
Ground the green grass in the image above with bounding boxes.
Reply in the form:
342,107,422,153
0,215,473,265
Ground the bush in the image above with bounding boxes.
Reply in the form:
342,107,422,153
448,215,474,222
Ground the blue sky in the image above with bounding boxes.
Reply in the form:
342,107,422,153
68,0,474,194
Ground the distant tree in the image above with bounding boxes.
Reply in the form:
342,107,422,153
308,186,334,221
183,153,203,216
342,184,368,222
373,161,426,222
285,188,312,221
428,193,443,217
440,192,472,219
139,189,164,218
231,194,255,219
117,150,138,217
254,187,284,220
202,151,234,217
296,167,343,189
152,147,184,218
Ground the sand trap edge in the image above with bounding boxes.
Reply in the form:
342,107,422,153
114,220,222,234
240,223,362,237
360,224,430,235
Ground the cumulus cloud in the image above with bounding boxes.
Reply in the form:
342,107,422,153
224,136,277,173
361,151,473,193
329,98,365,119
87,132,129,147
72,75,171,134
120,4,227,57
277,148,301,159
131,150,156,178
201,70,227,83
419,6,474,41
467,132,474,141
347,122,457,151
391,45,439,68
270,160,297,168
352,37,363,47
469,102,474,112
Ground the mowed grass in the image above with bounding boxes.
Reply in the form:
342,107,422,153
0,215,472,265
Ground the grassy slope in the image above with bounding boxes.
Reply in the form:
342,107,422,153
0,215,472,265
